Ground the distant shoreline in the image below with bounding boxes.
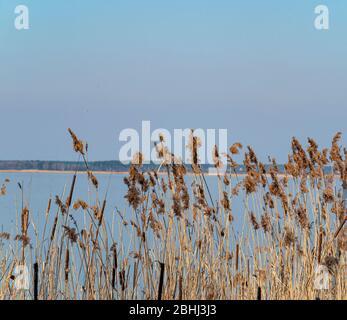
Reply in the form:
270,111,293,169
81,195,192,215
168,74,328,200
0,169,295,178
0,160,287,174
0,169,245,176
0,160,334,177
0,169,129,175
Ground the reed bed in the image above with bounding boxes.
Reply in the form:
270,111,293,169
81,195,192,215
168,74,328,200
0,130,346,300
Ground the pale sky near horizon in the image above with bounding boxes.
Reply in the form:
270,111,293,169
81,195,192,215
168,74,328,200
0,1,346,162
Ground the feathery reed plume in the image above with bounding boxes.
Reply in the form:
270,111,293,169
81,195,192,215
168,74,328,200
63,226,78,243
87,171,98,189
73,199,89,210
68,128,85,155
249,212,260,230
295,205,310,230
212,145,223,169
14,234,30,247
132,152,144,166
284,228,296,247
221,191,231,211
0,184,7,196
323,186,334,203
323,256,339,276
1,131,347,300
330,132,342,162
229,142,243,155
0,232,10,240
55,196,67,215
188,130,201,174
261,212,271,233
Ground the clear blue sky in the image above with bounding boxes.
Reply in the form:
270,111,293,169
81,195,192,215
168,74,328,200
0,1,346,162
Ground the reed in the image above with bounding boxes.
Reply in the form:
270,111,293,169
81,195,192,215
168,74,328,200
0,129,346,300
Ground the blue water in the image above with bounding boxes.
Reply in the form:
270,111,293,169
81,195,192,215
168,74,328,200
0,172,126,234
0,172,247,238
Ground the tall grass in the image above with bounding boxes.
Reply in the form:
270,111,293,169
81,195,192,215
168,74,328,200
0,130,346,300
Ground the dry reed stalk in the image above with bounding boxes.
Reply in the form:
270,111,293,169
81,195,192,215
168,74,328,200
178,274,183,300
0,130,346,300
318,229,323,264
334,217,346,239
235,244,239,272
257,286,261,300
33,262,38,300
66,174,77,208
111,245,118,289
119,269,126,292
157,262,165,301
64,248,70,283
50,215,58,242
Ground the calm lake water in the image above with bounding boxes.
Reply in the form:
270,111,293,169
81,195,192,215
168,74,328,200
0,172,247,237
0,172,126,233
